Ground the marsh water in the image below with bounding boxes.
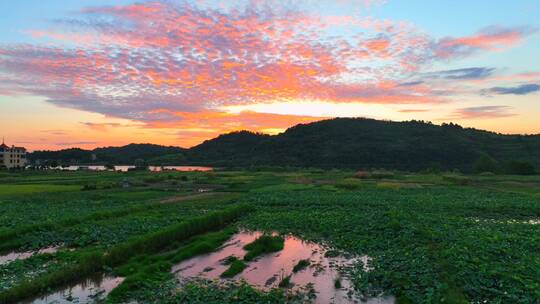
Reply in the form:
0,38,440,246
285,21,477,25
0,246,60,266
148,166,213,172
26,275,124,304
50,165,212,172
172,231,394,304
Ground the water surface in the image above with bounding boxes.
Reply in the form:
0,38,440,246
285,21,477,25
0,246,59,266
149,166,213,172
26,275,124,304
173,231,394,304
48,165,211,172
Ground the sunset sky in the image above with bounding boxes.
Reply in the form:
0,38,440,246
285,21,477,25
1,0,539,151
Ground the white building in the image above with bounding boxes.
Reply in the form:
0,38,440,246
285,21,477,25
0,139,27,169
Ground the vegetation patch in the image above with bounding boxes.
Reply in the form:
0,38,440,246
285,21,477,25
2,170,540,303
0,205,250,303
442,174,473,186
334,277,342,289
0,192,240,252
221,260,247,278
243,235,284,261
239,183,540,303
0,184,81,197
109,228,236,301
173,280,296,303
278,274,292,288
324,250,340,258
221,255,239,265
292,259,310,273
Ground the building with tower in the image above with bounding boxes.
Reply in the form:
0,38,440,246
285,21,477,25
0,139,27,169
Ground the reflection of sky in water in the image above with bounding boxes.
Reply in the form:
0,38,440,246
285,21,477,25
26,275,124,304
50,165,212,172
173,231,395,304
0,246,59,266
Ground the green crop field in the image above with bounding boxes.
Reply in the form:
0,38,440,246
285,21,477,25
1,169,539,303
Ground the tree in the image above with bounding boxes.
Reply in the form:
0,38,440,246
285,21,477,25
134,158,146,169
473,155,498,174
504,161,536,175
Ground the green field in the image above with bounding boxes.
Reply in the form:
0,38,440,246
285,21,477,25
1,169,539,303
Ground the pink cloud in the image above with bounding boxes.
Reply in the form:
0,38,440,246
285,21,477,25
447,106,516,119
0,1,534,133
435,26,536,59
0,1,444,121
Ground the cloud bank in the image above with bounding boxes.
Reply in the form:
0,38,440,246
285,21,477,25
0,1,536,140
486,83,540,95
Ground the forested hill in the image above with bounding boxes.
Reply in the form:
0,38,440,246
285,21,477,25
186,118,540,172
28,118,540,172
29,144,185,165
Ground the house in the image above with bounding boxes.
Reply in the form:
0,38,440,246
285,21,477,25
0,139,27,169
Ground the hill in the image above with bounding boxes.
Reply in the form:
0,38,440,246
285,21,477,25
28,118,540,172
29,144,185,165
186,118,540,172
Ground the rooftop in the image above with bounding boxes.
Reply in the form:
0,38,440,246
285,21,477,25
0,138,26,151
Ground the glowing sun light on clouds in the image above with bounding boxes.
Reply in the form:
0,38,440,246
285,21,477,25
0,0,538,149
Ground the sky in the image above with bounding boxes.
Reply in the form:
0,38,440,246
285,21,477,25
1,0,539,151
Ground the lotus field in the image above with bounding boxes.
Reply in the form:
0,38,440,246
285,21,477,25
1,169,539,303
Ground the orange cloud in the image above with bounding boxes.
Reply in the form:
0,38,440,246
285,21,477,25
145,110,324,147
446,106,516,119
0,1,444,122
0,1,535,144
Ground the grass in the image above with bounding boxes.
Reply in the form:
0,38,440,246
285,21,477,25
109,228,237,301
243,235,284,261
324,250,340,258
0,200,165,248
278,274,291,288
334,277,342,289
0,184,81,197
221,255,239,265
1,193,240,251
105,204,251,266
173,280,293,303
0,205,251,303
0,189,169,230
239,184,540,303
2,170,540,303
